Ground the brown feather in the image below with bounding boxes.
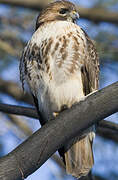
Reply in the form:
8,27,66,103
65,133,94,178
81,29,99,93
36,1,76,30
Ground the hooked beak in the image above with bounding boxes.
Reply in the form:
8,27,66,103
71,10,79,20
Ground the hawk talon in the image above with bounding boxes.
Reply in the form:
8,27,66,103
53,112,59,117
61,104,68,111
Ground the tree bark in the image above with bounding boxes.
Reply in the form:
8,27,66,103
1,103,118,138
1,102,118,138
0,82,118,180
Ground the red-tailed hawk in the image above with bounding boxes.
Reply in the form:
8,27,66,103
20,0,99,178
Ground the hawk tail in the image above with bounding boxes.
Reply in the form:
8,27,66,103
64,133,94,179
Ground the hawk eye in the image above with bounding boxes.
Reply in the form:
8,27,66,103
59,8,69,14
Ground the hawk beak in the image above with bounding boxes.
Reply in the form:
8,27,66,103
71,10,79,20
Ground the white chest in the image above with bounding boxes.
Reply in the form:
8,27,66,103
27,21,86,119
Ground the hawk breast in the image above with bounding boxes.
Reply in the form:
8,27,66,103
20,21,99,120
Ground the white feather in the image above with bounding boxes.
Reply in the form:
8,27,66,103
26,21,87,120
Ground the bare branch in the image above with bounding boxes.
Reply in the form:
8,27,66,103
0,78,32,104
1,103,118,134
0,82,118,180
0,39,18,56
0,32,25,57
0,0,118,24
0,15,35,29
98,120,118,132
0,97,118,142
97,126,118,143
7,114,33,136
0,0,50,9
51,154,65,170
0,103,37,118
78,6,118,24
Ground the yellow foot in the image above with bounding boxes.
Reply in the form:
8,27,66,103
53,112,59,117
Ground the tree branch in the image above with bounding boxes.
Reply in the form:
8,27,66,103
0,103,118,135
0,78,32,104
0,87,118,143
7,114,33,136
98,120,118,132
0,33,25,57
0,82,118,180
0,15,35,29
97,125,118,143
0,103,37,119
0,39,18,57
0,0,118,24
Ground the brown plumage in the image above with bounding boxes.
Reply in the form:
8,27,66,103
36,1,76,29
20,0,99,178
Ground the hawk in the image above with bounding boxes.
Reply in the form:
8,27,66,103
20,0,99,178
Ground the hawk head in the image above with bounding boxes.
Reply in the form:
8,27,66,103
36,0,79,30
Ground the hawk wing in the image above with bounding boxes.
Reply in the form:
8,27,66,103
19,41,47,125
81,29,99,95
